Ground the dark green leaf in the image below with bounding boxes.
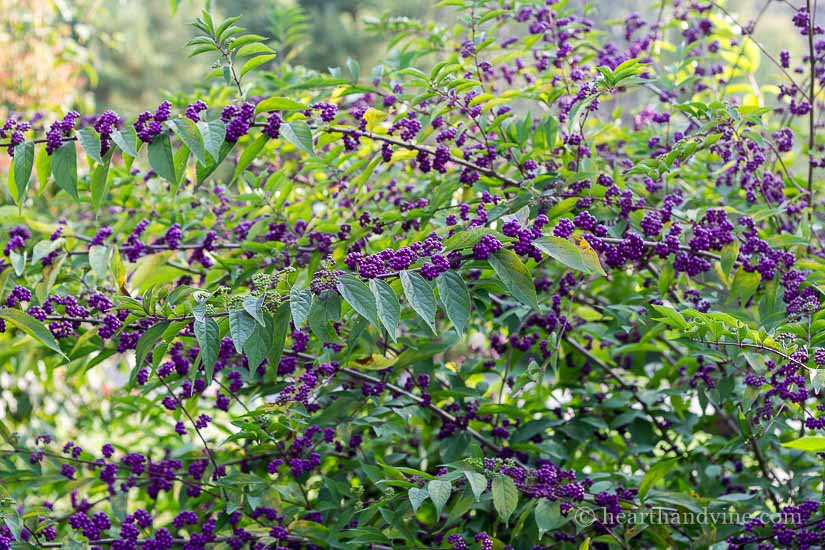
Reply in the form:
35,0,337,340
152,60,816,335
111,127,138,157
427,480,451,516
488,249,539,309
399,270,438,334
436,271,470,335
337,273,379,327
228,309,257,353
52,142,78,199
369,278,400,341
492,475,519,523
464,471,487,501
308,291,341,341
290,287,312,327
198,120,226,161
76,128,103,163
12,141,34,205
0,308,67,359
148,134,177,183
171,118,207,164
195,317,220,383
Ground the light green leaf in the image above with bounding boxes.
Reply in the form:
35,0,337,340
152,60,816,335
639,458,679,498
408,487,429,513
533,235,606,276
781,436,825,452
255,97,307,113
88,245,111,278
234,134,268,179
31,238,65,263
35,144,51,191
280,121,314,155
239,53,277,77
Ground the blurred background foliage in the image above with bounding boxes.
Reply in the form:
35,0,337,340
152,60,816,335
0,0,819,119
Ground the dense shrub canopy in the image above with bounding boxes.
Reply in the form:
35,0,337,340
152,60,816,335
1,1,825,548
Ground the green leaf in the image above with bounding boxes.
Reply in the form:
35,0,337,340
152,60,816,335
280,121,315,155
12,141,35,205
337,274,379,327
408,487,429,513
244,311,274,368
443,227,498,252
290,287,312,327
76,127,103,163
239,53,277,77
781,436,825,452
255,96,307,113
242,294,266,326
492,475,519,523
195,316,220,383
732,268,761,304
533,236,606,276
436,271,470,335
31,238,65,263
399,270,438,334
198,120,226,161
228,309,257,353
369,278,400,341
52,142,78,199
0,308,67,359
464,471,487,501
88,245,111,278
268,303,291,376
111,127,138,157
148,134,177,183
171,118,207,164
639,458,679,498
427,479,451,516
134,321,171,369
488,249,539,309
35,144,51,191
720,240,739,276
236,42,276,58
535,499,568,537
10,250,25,276
90,154,112,212
308,291,341,341
234,134,269,179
